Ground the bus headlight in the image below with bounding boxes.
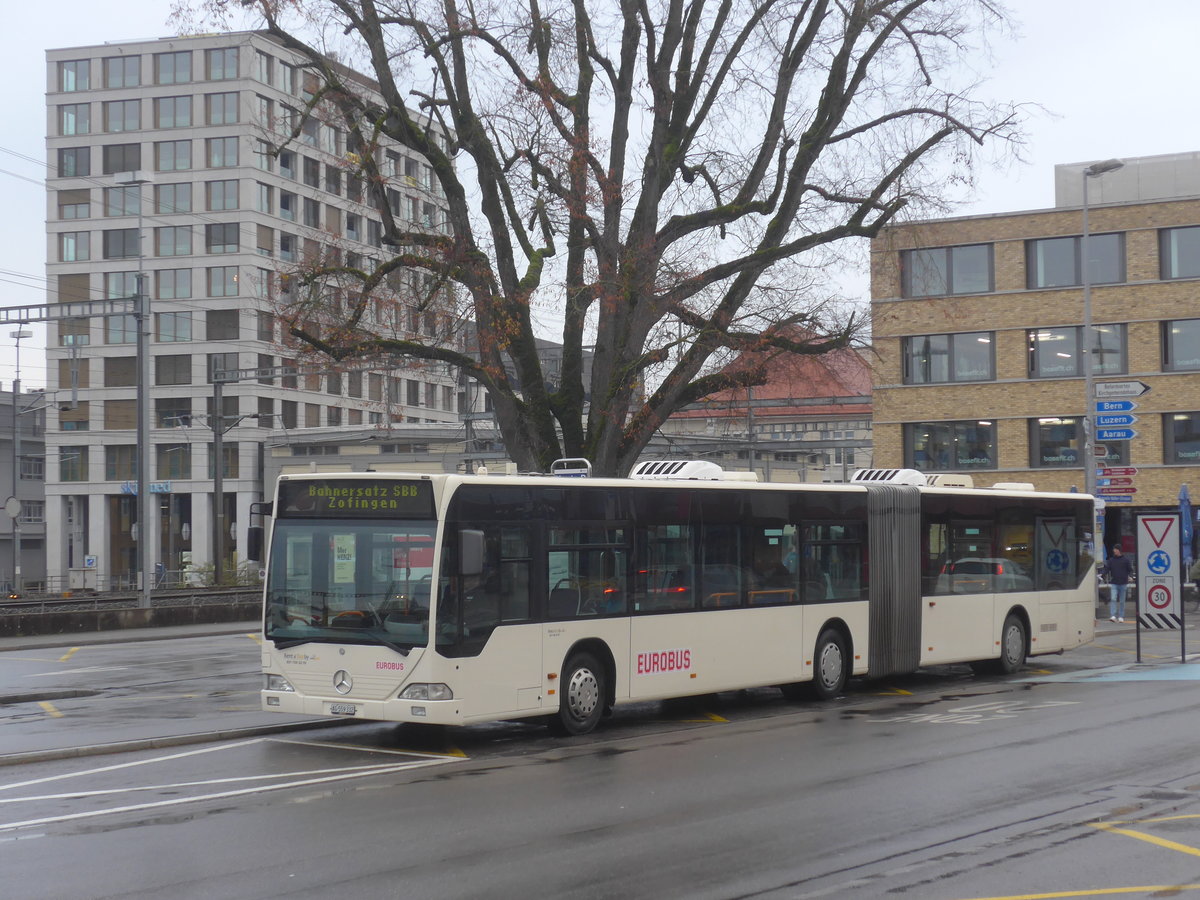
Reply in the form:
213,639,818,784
399,683,453,701
264,674,295,692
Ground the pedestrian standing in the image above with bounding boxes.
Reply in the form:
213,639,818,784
1102,546,1134,623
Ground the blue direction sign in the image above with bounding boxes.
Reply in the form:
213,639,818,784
1096,414,1138,428
1096,427,1137,441
1096,399,1137,413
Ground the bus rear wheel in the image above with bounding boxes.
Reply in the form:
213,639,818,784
551,652,605,736
809,628,848,700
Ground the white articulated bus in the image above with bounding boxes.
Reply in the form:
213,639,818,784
260,463,1096,735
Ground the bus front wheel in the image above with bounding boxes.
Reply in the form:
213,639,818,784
997,613,1027,674
552,652,605,736
809,628,849,700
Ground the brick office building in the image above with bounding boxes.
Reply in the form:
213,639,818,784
870,153,1200,554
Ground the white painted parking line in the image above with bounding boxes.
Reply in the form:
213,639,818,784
0,738,460,832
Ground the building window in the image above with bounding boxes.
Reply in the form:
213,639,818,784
58,314,90,346
207,136,238,167
104,185,140,217
1028,324,1126,378
279,149,296,179
59,59,90,92
104,356,136,387
257,311,275,341
155,182,191,215
58,147,91,178
280,400,298,429
59,103,90,135
103,99,140,133
206,180,238,211
105,399,137,431
155,269,192,300
154,95,192,129
256,182,273,214
1028,417,1129,469
104,55,140,88
1164,319,1200,371
205,222,239,254
205,92,239,125
59,401,90,431
155,225,192,257
156,311,192,341
156,397,192,427
1026,233,1124,288
1161,227,1200,280
155,140,191,171
208,442,239,479
20,457,45,481
205,47,238,80
155,51,191,85
279,233,296,261
105,314,137,345
155,354,192,386
279,191,296,221
60,446,89,482
325,164,342,195
303,198,320,227
303,156,320,187
905,420,996,471
255,50,273,85
1165,413,1200,465
105,271,138,300
256,224,273,256
58,231,90,262
903,332,994,384
58,189,90,219
105,444,137,479
102,228,140,259
900,244,993,298
207,352,239,383
206,308,239,340
206,267,239,297
157,444,192,480
253,139,272,172
102,143,141,175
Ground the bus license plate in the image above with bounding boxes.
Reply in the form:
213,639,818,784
329,702,357,716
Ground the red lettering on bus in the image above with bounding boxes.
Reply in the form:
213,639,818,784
636,648,691,675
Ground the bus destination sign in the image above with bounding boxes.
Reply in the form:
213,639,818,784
278,478,435,519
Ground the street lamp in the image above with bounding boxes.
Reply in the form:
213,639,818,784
1081,158,1124,508
8,327,31,594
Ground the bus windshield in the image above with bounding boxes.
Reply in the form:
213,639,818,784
264,519,437,652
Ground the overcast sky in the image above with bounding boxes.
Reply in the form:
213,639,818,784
2,0,1198,390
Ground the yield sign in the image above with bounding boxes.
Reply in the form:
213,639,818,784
1141,517,1176,548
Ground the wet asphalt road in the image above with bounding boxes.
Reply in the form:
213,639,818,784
3,620,1200,899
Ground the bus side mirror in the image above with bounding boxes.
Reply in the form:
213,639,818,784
246,526,264,562
459,529,484,576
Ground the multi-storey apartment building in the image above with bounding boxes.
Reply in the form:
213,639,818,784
44,32,457,589
871,153,1200,553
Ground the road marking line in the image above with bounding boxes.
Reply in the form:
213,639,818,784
0,759,455,832
966,884,1200,899
875,686,913,696
0,739,266,792
0,763,418,804
1091,821,1200,858
268,737,467,760
58,647,79,662
25,665,129,677
37,701,63,719
246,633,262,645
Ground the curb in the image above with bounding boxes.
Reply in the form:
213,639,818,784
0,717,350,768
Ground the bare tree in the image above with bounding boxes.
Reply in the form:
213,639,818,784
182,0,1021,475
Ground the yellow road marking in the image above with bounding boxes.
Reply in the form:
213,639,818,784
875,686,913,696
246,633,262,645
444,745,468,758
1091,821,1200,858
38,701,63,718
967,885,1200,899
58,647,79,662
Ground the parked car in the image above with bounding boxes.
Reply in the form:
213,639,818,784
937,558,1034,593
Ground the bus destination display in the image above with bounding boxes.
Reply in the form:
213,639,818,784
278,479,435,519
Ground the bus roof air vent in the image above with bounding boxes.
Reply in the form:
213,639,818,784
850,468,928,486
630,460,728,481
925,474,975,488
